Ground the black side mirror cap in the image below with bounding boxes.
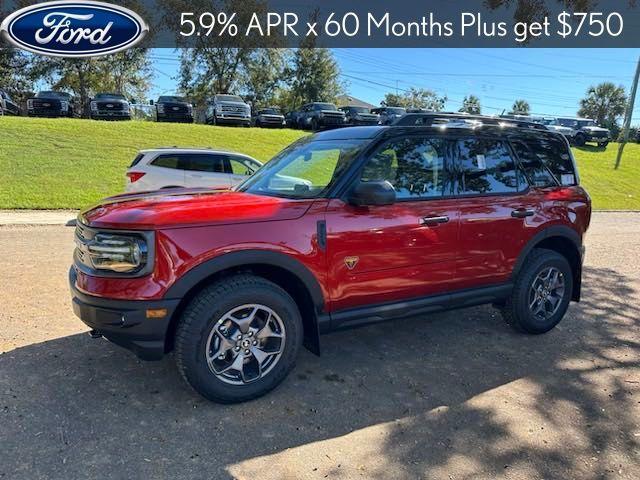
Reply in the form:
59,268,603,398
348,181,396,206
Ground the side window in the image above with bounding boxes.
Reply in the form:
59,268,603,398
183,154,226,173
516,135,577,186
229,157,256,175
361,136,450,199
151,155,181,170
510,140,558,187
454,138,520,195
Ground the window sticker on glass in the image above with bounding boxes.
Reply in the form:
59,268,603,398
476,154,487,170
561,174,575,185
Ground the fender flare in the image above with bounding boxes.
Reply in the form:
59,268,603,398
164,249,326,313
512,225,583,301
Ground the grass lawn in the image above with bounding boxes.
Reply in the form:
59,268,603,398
0,116,638,210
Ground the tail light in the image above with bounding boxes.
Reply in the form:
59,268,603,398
126,171,146,183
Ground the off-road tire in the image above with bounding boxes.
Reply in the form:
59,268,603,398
175,274,303,403
500,249,573,334
574,133,586,147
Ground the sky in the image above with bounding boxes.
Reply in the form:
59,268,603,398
149,48,640,120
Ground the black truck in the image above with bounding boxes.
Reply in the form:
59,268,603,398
26,91,76,117
90,93,131,120
297,102,345,131
154,96,194,123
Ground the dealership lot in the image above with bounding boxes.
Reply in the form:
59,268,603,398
1,213,639,479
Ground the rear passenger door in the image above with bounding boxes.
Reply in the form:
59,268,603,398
183,153,232,189
451,137,536,290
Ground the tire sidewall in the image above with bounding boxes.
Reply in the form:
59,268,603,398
181,281,303,402
514,253,573,334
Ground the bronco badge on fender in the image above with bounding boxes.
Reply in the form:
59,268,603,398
0,0,148,57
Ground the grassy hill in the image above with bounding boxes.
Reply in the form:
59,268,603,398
0,116,638,210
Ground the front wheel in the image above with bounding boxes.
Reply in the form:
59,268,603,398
500,249,573,334
574,133,586,147
598,141,609,148
175,274,303,403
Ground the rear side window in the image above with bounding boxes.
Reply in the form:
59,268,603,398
454,138,521,195
151,155,181,169
229,157,258,175
361,136,451,199
515,135,577,186
510,141,558,188
129,153,144,168
182,154,227,173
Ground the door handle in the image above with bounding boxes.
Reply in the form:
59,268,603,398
511,208,535,218
420,215,449,226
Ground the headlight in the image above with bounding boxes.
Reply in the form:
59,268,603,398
60,100,69,111
90,101,97,111
157,104,165,113
27,99,33,109
187,104,193,113
83,233,147,273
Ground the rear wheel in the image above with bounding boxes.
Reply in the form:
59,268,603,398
574,133,586,146
500,249,573,334
175,275,303,403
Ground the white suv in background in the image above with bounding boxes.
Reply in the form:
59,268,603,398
125,148,263,192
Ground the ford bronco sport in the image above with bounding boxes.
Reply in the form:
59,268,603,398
70,113,591,403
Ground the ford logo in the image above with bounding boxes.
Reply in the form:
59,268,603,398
0,0,148,57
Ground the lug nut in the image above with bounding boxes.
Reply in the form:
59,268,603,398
248,331,253,337
235,346,240,351
253,340,258,346
218,354,225,359
236,335,242,340
244,349,250,355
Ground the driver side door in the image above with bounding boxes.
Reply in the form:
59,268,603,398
326,134,460,312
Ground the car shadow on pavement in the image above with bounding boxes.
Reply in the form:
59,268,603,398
1,266,639,479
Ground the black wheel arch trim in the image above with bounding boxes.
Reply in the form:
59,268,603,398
512,225,583,301
164,250,326,310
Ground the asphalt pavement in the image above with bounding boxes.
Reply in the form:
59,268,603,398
1,212,639,479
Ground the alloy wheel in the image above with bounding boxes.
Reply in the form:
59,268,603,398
528,267,565,322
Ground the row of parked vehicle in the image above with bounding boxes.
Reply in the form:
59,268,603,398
2,88,621,145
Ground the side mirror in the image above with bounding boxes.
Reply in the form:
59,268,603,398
348,181,396,206
149,100,154,106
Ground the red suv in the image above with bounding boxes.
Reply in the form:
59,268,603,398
70,114,591,403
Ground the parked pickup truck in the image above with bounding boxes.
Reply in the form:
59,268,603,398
297,102,345,130
339,105,379,126
90,93,131,120
70,114,591,404
26,91,76,117
0,89,20,116
155,96,193,123
206,94,251,126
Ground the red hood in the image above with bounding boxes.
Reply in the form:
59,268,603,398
82,189,313,230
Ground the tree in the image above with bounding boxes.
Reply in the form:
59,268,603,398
383,88,446,111
0,48,33,103
241,49,291,108
510,99,530,115
578,82,627,130
459,95,481,114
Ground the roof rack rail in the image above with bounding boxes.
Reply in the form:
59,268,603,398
396,112,549,131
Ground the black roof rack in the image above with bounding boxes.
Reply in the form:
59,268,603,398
394,112,549,131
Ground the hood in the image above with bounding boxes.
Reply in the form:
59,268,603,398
259,113,284,118
81,189,313,230
548,125,574,133
320,109,345,115
582,125,609,133
32,93,68,100
94,97,128,103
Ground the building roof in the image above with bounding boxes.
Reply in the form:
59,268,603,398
336,95,376,109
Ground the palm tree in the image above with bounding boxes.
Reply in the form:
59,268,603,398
510,99,530,115
459,95,481,114
578,82,627,126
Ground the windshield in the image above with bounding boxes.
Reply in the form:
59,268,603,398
577,120,597,127
556,118,578,128
386,107,406,115
259,108,280,114
347,106,370,114
158,96,186,103
36,91,70,99
313,103,337,111
237,138,367,199
216,95,244,102
95,93,126,100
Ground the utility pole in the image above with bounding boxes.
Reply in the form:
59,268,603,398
615,56,640,170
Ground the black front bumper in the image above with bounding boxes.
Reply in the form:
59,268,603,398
156,113,193,123
69,268,180,360
91,112,131,120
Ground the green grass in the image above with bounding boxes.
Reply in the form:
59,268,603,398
0,117,306,209
0,116,638,210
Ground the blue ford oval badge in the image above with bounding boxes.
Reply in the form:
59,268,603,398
0,0,148,57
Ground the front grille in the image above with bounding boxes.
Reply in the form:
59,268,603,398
163,103,188,113
33,99,61,109
322,115,344,125
97,101,125,111
74,223,97,270
221,105,246,113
